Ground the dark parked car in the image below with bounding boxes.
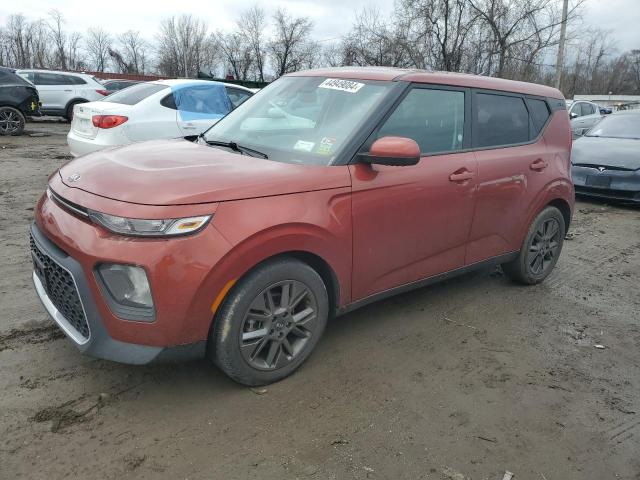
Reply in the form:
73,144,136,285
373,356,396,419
0,66,41,135
102,79,141,93
597,104,613,115
571,111,640,203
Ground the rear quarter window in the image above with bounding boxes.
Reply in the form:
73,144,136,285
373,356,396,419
104,83,168,105
474,93,530,148
528,98,551,135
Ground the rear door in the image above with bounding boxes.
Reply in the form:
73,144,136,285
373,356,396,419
350,85,477,300
465,91,551,264
33,72,71,110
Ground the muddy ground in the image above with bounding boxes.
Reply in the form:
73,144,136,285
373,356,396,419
1,121,639,480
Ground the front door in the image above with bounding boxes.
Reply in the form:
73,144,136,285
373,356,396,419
350,85,477,300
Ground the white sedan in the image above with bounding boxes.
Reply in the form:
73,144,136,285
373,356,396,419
67,79,254,157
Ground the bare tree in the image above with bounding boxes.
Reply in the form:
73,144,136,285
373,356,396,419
216,31,254,80
397,0,478,71
47,9,68,69
119,30,148,73
238,5,267,81
341,8,409,67
86,27,111,71
269,8,314,77
156,14,212,77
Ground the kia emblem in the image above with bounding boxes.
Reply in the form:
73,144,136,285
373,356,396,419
67,173,81,182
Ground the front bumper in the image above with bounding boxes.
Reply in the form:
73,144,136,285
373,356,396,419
30,222,206,364
571,165,640,203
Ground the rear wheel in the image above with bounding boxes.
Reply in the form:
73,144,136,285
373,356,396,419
210,258,329,386
0,107,25,136
65,101,85,122
502,206,565,285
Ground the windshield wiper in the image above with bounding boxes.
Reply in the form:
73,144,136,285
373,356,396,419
204,139,268,159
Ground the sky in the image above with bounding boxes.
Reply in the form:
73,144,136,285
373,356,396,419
1,0,638,52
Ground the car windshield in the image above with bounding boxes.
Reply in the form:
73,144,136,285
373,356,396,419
585,114,640,139
203,76,394,165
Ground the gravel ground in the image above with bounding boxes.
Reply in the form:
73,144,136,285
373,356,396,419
1,121,639,480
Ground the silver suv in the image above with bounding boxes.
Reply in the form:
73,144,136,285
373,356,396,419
16,70,107,120
567,100,602,136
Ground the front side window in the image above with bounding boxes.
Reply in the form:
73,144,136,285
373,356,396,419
204,76,395,165
376,88,465,154
475,93,529,147
104,83,168,105
581,103,595,116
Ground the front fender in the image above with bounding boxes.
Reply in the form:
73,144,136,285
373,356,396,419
184,188,352,341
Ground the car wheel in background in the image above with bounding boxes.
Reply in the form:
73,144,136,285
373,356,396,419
210,258,329,386
65,100,85,122
502,206,565,285
0,107,26,136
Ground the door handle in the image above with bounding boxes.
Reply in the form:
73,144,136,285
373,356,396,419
64,89,72,92
530,159,548,171
449,168,474,183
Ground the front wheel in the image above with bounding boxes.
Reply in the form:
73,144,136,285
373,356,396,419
0,107,25,136
502,206,565,285
210,258,329,386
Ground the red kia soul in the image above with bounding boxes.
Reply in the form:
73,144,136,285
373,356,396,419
31,68,573,385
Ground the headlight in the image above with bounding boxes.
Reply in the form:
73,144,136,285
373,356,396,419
88,210,211,237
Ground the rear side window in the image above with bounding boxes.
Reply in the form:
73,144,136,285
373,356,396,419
0,69,30,86
67,75,87,85
34,72,72,85
528,98,550,134
105,83,168,105
475,93,529,147
226,87,252,108
377,88,465,154
160,93,177,109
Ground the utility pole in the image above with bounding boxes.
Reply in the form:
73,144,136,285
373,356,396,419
555,0,569,90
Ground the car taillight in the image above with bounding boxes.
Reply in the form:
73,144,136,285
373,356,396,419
96,89,109,96
92,115,128,129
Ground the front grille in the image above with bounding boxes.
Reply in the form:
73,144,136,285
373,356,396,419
30,235,90,339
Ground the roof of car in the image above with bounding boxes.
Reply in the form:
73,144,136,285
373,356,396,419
287,67,564,100
153,79,254,92
16,69,94,77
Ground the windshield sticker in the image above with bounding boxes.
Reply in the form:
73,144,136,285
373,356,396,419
318,78,365,94
293,140,315,152
316,137,336,155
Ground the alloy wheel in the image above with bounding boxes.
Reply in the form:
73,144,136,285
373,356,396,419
527,218,560,275
239,280,318,371
0,109,21,134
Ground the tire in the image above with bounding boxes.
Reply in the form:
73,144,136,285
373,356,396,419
65,101,85,121
502,206,565,285
0,106,26,136
210,258,329,386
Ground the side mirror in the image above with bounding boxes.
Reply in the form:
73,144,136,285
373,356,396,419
569,112,578,120
359,136,421,167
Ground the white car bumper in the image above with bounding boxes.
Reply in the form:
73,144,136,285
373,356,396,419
67,129,129,157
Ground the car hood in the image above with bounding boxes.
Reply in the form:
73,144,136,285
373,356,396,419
58,139,351,205
571,136,640,170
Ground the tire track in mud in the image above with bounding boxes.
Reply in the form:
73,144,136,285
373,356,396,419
0,323,65,352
